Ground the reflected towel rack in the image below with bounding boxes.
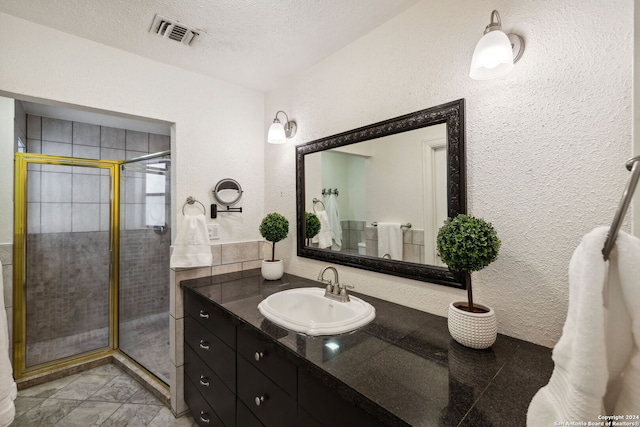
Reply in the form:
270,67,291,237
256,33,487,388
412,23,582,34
602,155,640,260
312,198,325,212
182,196,206,215
371,222,412,229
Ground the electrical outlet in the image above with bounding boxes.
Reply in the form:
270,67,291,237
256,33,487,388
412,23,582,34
207,224,219,240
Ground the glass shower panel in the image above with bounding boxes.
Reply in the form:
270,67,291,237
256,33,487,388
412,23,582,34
24,162,111,367
119,154,171,384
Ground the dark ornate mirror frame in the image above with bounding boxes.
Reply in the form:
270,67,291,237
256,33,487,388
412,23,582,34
295,98,467,288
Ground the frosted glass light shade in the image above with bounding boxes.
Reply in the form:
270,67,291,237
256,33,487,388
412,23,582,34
469,30,514,80
267,121,287,144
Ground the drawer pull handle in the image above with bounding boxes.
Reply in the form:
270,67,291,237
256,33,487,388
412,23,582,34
199,310,209,319
254,351,264,361
199,340,210,350
199,375,210,387
199,411,210,424
255,396,265,407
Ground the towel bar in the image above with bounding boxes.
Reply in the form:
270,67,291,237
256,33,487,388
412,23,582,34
602,155,640,260
371,222,412,229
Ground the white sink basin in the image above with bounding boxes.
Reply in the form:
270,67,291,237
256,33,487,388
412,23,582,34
257,288,376,336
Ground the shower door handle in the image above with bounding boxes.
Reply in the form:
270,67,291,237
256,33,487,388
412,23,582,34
199,340,210,350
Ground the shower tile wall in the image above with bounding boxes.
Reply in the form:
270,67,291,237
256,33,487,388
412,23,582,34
24,115,171,357
341,220,365,254
119,230,170,322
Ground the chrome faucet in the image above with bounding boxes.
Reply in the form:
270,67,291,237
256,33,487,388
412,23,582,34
318,266,353,303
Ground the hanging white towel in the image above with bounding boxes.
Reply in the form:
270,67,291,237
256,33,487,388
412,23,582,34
169,214,213,268
325,195,342,249
377,222,403,261
311,210,332,249
0,262,16,427
527,227,640,425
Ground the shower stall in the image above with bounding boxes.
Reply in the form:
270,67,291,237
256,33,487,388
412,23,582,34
118,153,171,383
13,149,171,384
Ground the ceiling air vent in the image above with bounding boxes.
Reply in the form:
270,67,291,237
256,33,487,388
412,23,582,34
150,14,199,46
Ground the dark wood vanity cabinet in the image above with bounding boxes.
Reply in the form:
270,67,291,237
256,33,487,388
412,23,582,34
183,289,383,427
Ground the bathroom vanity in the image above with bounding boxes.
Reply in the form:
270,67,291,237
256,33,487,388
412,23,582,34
181,270,553,426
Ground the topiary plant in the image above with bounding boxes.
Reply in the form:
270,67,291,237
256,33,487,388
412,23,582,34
437,214,501,313
259,212,289,262
305,212,321,242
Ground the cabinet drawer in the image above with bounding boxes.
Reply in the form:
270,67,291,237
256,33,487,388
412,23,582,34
297,406,323,427
237,398,264,427
237,355,297,427
185,375,225,427
298,369,384,427
184,290,236,349
237,323,297,397
185,345,235,427
185,315,236,392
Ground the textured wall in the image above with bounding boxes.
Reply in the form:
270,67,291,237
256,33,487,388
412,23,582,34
265,0,633,347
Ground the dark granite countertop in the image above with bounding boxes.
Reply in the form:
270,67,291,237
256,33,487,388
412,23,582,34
181,270,554,427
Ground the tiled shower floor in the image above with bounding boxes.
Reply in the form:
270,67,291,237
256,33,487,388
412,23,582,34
10,363,195,426
27,312,170,384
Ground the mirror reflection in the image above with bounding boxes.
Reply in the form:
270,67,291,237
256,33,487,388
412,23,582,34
304,124,447,266
296,99,466,288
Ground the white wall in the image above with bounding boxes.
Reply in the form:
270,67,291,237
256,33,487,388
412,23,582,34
0,12,265,245
265,0,633,347
0,98,14,244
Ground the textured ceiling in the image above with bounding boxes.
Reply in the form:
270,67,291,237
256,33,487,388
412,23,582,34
0,0,420,92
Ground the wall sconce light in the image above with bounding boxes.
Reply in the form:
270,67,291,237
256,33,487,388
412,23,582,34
267,110,297,144
469,10,525,80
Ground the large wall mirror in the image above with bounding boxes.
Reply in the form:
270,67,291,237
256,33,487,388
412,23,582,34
296,99,466,288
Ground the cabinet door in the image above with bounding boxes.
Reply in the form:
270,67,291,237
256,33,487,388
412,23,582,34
185,375,225,427
298,369,385,427
237,398,264,427
184,289,236,349
185,345,235,427
237,323,297,397
237,355,297,427
185,315,236,392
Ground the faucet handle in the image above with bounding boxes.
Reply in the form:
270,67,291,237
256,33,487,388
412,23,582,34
339,283,354,290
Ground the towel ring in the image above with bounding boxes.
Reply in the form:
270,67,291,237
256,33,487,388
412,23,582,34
182,196,206,215
312,198,325,213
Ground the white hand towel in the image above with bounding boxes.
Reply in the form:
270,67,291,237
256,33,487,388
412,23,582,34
311,210,332,249
169,214,213,268
527,227,640,425
0,262,16,427
325,195,342,249
377,222,403,260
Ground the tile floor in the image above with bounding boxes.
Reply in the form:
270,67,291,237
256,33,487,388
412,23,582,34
119,312,170,384
10,364,194,426
26,312,170,384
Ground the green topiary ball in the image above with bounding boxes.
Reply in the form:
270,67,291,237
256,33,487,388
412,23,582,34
259,212,289,243
436,214,501,273
305,212,321,239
